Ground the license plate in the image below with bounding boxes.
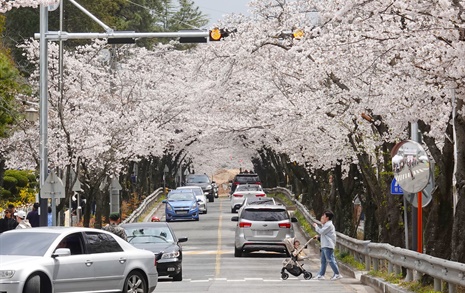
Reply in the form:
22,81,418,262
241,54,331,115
176,210,188,215
256,230,273,236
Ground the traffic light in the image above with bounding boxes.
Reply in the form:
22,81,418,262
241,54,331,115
209,28,236,41
292,29,304,40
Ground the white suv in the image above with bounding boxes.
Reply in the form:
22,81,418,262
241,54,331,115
231,204,297,257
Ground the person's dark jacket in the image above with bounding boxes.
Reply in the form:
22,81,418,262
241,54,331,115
0,217,17,233
27,210,40,227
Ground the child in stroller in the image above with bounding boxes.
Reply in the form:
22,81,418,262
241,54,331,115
281,237,313,280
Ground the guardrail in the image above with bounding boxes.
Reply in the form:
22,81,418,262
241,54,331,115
122,187,163,224
266,187,465,293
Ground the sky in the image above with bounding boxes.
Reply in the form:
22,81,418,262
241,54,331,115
193,0,251,28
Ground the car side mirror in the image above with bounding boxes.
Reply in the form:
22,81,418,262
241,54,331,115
52,248,71,258
212,181,216,184
291,217,298,223
231,216,239,222
178,237,188,243
162,199,167,203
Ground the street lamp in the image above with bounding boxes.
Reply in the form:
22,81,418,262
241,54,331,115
25,107,39,123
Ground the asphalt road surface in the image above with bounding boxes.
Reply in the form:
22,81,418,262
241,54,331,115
150,196,376,293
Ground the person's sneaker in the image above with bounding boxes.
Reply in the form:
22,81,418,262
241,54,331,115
314,274,325,280
330,274,343,281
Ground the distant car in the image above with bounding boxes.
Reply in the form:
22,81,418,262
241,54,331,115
231,205,297,257
0,227,158,293
230,173,261,194
163,191,200,222
177,186,208,214
230,184,266,213
122,222,188,281
184,174,215,202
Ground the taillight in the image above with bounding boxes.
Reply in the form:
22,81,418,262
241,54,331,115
239,222,252,228
256,193,266,197
233,194,243,197
256,182,261,185
234,181,240,185
279,223,291,228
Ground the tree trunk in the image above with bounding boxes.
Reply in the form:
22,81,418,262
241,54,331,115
451,94,465,262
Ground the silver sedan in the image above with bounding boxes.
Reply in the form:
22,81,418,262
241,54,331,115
0,227,158,293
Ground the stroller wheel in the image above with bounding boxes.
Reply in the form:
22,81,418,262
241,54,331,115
303,272,312,280
281,273,289,280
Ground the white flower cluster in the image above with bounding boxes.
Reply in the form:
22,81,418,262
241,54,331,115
4,0,464,176
0,0,58,13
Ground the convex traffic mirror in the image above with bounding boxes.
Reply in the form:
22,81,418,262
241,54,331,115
391,140,431,194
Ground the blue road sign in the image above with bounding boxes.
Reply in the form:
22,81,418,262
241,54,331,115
391,178,403,195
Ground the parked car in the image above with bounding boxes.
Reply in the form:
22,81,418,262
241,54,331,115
230,184,266,213
230,173,261,194
177,186,208,214
0,227,158,293
163,191,200,222
184,174,215,202
231,204,297,257
122,222,188,281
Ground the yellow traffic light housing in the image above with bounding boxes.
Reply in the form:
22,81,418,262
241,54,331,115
209,28,223,41
292,29,304,40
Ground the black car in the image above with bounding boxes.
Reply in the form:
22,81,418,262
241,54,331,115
230,173,262,194
122,222,188,281
184,174,215,202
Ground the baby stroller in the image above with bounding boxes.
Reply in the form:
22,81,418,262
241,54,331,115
281,237,313,280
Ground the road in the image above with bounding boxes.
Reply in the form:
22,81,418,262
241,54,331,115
151,196,376,293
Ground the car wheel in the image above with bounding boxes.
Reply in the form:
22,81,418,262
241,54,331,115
123,271,147,293
231,208,235,213
204,209,208,214
209,197,214,202
234,247,242,257
24,274,40,293
172,268,183,281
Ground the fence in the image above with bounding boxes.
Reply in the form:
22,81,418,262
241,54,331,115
121,187,163,224
266,187,465,293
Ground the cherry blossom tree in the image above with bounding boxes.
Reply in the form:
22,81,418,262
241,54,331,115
3,0,465,260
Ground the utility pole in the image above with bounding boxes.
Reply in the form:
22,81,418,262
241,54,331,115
38,3,49,226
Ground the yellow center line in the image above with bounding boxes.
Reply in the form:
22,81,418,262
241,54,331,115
215,199,223,277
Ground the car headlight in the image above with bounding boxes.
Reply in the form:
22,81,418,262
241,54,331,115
205,185,212,190
191,202,198,209
161,251,180,259
166,204,173,211
0,270,15,279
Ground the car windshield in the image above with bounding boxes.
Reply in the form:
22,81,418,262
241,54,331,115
0,232,59,256
186,176,209,183
236,185,262,191
168,193,195,201
241,209,289,221
235,175,260,183
178,188,202,196
125,227,174,243
247,198,274,205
